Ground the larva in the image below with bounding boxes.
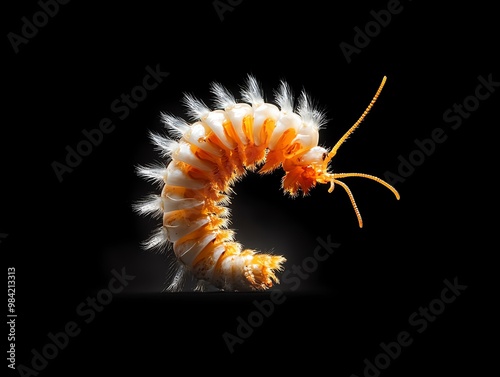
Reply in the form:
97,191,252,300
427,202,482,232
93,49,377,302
135,75,399,292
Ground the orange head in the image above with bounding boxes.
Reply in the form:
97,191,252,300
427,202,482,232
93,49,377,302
283,76,400,228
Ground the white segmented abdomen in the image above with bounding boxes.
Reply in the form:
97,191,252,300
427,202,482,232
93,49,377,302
161,194,204,213
163,211,210,242
252,103,281,146
165,161,207,189
224,103,253,145
202,110,236,150
268,112,303,150
195,244,226,285
182,122,223,156
174,232,216,266
172,141,214,171
219,253,249,289
293,122,320,150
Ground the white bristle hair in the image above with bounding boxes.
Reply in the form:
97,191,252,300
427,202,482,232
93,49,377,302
160,112,190,139
210,82,236,110
141,227,169,252
149,132,178,157
274,79,294,114
164,262,189,292
181,93,211,120
135,162,168,185
241,74,264,105
297,91,328,130
133,194,163,218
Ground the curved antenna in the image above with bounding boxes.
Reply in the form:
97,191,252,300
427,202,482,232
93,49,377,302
329,173,400,228
325,76,387,164
322,76,399,228
333,173,400,200
331,179,363,228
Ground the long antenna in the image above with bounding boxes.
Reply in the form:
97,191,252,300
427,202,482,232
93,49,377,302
326,76,387,164
323,76,399,228
333,172,400,200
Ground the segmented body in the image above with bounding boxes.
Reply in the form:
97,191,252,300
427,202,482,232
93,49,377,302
135,75,399,291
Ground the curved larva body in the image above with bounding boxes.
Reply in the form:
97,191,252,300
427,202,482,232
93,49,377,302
136,75,399,291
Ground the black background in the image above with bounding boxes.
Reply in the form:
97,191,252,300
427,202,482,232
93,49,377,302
2,0,498,375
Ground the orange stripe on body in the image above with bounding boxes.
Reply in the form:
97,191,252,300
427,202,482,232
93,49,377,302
260,128,297,173
259,118,277,146
192,230,234,267
242,114,274,168
223,119,248,167
242,114,254,145
212,242,241,283
206,132,244,187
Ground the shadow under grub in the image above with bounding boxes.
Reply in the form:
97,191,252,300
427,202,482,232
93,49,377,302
102,240,336,294
120,289,333,302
